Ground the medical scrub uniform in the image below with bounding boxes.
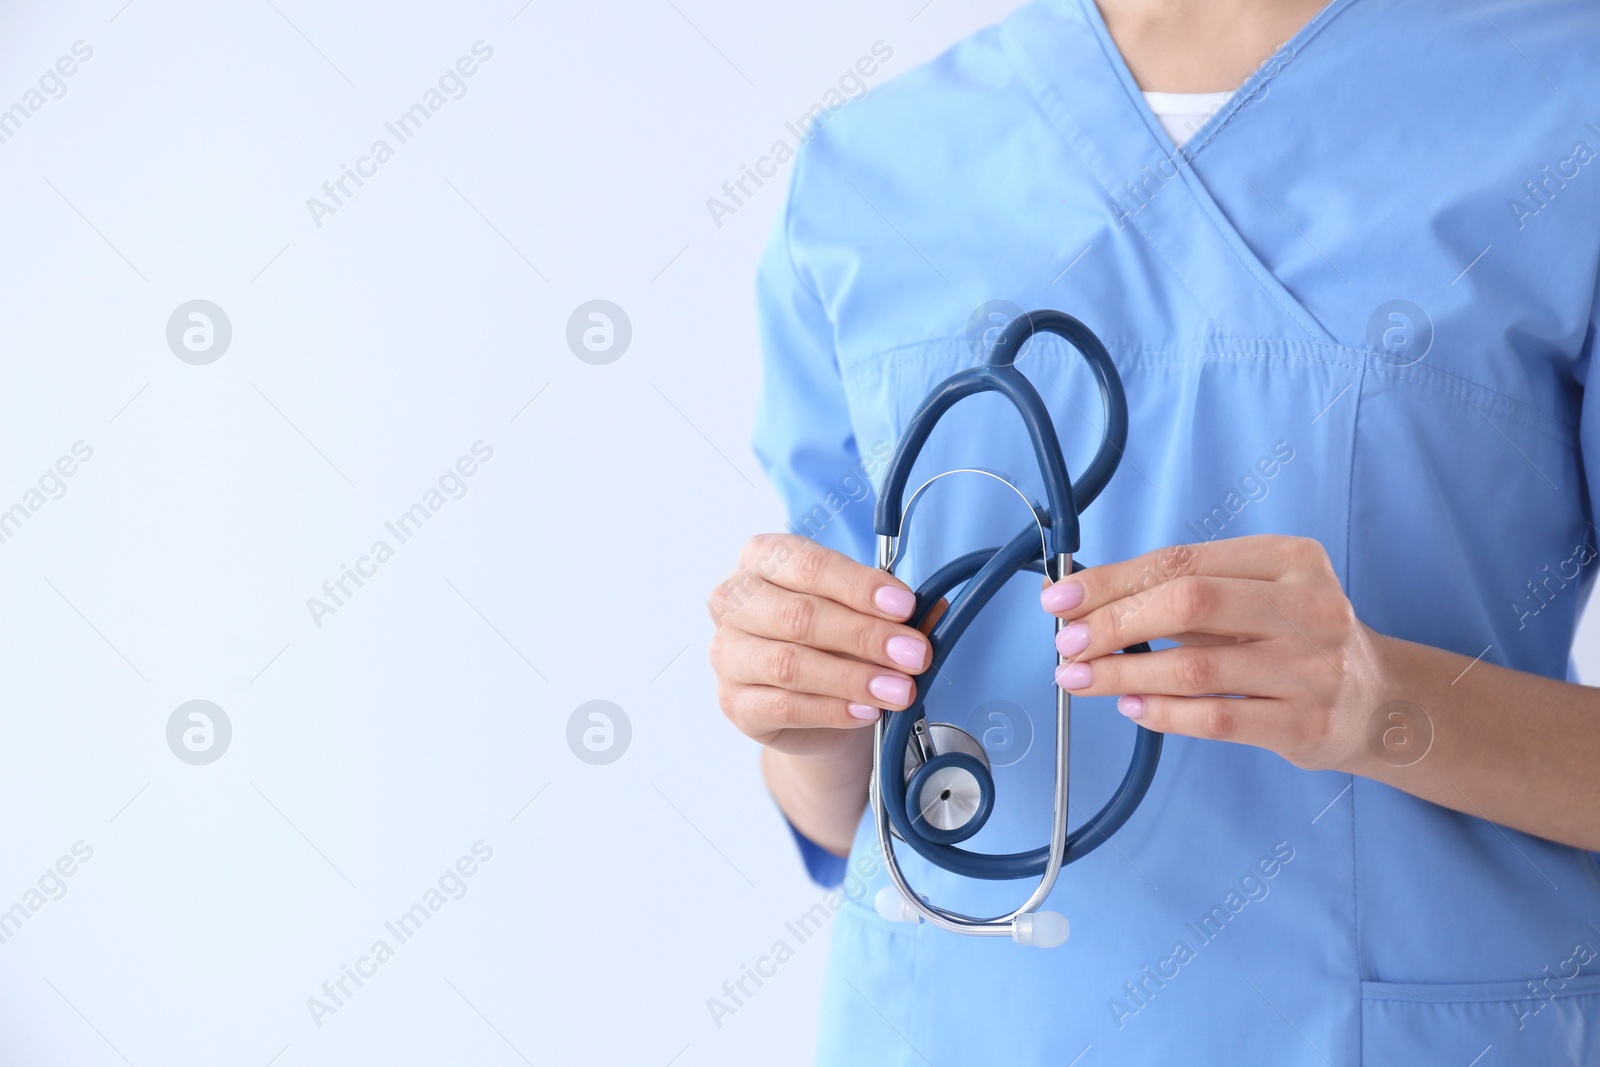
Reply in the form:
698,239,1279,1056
750,0,1600,1062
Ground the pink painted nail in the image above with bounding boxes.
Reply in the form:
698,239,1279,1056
868,674,913,706
1118,696,1145,720
849,703,880,721
886,635,928,670
1042,581,1085,613
874,585,916,619
1055,662,1093,690
1055,623,1089,658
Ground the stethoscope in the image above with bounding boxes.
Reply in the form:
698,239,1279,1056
868,309,1162,947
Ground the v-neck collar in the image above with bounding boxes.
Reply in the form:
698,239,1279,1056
1002,0,1363,343
1074,0,1358,162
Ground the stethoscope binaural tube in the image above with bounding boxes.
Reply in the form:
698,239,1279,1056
873,309,1130,561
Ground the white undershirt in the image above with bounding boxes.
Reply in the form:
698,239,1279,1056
1142,89,1236,148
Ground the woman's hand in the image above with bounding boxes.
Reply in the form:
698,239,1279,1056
708,533,933,854
708,533,931,752
1044,534,1390,772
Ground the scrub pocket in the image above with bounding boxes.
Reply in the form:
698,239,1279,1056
1361,975,1600,1065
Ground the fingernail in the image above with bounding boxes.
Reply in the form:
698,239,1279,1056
886,635,928,670
1055,662,1093,690
1118,695,1144,720
1042,581,1085,613
849,703,880,721
868,674,913,706
1055,623,1089,658
875,585,916,619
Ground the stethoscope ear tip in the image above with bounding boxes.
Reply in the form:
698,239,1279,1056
874,886,925,925
873,884,1070,947
1011,910,1070,948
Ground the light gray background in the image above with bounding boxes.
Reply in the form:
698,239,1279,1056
2,2,1598,1065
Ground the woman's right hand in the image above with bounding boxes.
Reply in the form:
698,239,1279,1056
707,533,931,757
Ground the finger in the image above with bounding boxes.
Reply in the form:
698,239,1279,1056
720,682,881,739
736,533,917,621
1041,535,1327,620
1055,642,1286,699
716,629,918,710
733,583,931,673
1114,694,1293,750
1057,576,1286,661
1038,582,1240,646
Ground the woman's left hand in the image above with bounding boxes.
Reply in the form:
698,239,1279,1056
1044,534,1392,772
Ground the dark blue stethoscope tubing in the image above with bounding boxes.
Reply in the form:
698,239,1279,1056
873,310,1130,558
881,527,1162,881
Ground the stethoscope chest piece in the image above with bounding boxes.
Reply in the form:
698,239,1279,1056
899,721,994,845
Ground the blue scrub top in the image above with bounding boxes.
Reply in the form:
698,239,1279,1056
751,0,1600,1063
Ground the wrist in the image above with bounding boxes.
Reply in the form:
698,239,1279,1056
1330,630,1434,778
762,738,872,856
